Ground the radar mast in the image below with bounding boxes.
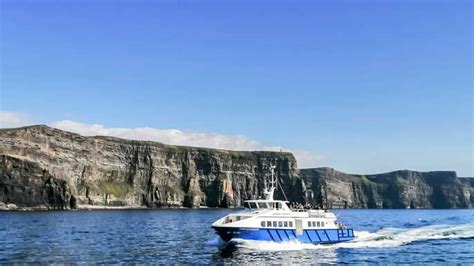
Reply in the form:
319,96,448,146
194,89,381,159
263,165,276,200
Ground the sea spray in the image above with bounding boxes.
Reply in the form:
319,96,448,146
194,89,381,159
218,223,474,251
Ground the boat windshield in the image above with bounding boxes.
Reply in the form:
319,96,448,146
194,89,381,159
243,202,257,209
269,202,282,209
244,201,283,210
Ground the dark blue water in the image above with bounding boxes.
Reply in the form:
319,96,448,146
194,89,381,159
0,209,473,264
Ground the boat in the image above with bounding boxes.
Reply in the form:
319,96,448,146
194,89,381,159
211,166,355,244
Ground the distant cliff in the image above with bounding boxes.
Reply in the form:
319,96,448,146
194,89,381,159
299,168,472,209
0,125,472,210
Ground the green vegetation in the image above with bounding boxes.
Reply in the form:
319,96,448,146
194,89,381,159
359,175,373,185
98,180,132,198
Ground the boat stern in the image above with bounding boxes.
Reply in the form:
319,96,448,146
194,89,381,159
337,228,355,242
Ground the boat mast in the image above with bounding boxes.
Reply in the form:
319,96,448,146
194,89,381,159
263,165,276,200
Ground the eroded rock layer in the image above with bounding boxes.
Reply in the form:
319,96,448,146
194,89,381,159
0,155,75,210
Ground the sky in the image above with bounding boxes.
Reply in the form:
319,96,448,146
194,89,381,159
0,0,472,176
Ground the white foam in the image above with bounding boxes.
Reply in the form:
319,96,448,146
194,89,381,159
206,237,225,247
340,223,474,249
223,223,474,251
231,238,322,251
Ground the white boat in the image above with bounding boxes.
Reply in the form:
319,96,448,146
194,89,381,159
212,166,354,244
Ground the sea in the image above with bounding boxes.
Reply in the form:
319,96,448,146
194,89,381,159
0,209,473,264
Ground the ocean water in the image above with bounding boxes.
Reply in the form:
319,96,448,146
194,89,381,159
0,209,472,264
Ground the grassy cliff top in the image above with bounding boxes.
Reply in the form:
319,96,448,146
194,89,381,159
0,124,296,160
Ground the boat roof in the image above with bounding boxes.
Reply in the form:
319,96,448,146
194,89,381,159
244,199,289,203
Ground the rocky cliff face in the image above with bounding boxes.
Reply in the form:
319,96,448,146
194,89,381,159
0,125,471,210
299,168,472,209
0,125,299,209
0,155,75,210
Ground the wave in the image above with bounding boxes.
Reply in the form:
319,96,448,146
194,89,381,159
206,237,226,247
222,223,474,251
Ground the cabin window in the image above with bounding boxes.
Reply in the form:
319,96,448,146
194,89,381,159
317,221,321,227
250,202,258,209
244,202,250,209
271,202,282,210
278,221,283,227
261,221,266,227
267,221,272,227
258,202,268,209
308,221,312,227
289,221,293,227
312,221,316,227
284,221,288,227
273,221,277,227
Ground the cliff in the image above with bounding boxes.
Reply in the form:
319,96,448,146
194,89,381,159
0,155,75,210
0,125,299,210
0,125,472,210
299,168,472,209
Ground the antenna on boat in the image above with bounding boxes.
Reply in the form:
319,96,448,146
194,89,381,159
263,165,277,200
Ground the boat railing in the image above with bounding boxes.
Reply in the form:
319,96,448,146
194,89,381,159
289,209,328,217
308,210,327,218
291,209,307,213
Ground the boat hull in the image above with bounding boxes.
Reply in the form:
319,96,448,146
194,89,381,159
213,226,355,244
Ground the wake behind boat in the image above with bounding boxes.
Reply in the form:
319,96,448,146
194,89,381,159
212,166,355,244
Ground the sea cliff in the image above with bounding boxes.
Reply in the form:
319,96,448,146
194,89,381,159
299,168,472,209
0,125,299,210
0,125,472,210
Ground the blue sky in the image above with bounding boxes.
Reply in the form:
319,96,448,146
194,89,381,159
0,0,472,176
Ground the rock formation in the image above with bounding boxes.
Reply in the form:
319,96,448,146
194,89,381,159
0,125,472,210
299,168,472,209
0,155,75,210
0,125,299,209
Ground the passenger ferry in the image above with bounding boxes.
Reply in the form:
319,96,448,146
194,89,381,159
212,166,355,244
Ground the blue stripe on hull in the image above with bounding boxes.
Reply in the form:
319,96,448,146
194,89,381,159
213,227,355,244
